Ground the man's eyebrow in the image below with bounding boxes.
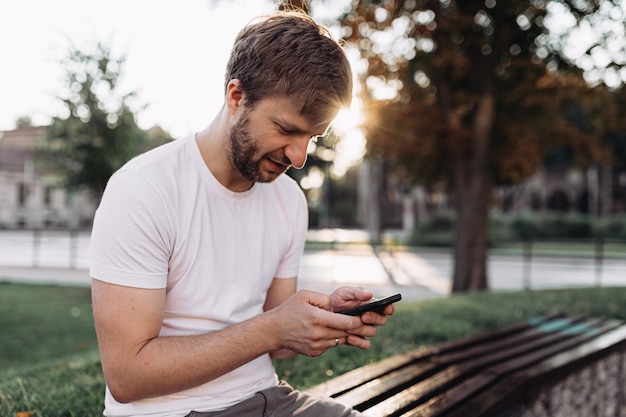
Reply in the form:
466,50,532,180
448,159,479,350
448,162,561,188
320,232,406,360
274,117,332,138
274,119,309,134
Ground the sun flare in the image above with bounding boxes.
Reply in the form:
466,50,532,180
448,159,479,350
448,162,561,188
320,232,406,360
329,98,367,177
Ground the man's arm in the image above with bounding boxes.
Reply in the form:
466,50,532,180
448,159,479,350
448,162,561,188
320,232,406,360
92,277,366,404
264,277,298,359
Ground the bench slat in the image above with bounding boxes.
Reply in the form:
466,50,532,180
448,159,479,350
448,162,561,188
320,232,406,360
330,317,592,412
445,322,626,417
362,319,622,416
307,315,560,399
306,352,418,397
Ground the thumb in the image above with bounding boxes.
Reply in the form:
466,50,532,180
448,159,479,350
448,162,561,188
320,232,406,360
335,286,373,302
298,289,332,310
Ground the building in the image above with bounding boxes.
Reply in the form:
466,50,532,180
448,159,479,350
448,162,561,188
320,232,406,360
0,126,96,229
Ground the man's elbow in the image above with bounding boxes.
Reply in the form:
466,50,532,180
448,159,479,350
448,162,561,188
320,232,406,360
105,374,145,404
108,383,134,404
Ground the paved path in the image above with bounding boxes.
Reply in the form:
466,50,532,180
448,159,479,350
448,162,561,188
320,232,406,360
0,245,445,301
2,241,626,301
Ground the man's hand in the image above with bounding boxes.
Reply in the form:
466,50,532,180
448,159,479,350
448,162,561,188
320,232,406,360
266,289,366,356
328,286,395,349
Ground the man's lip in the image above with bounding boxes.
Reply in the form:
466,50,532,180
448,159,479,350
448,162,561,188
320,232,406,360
266,158,287,172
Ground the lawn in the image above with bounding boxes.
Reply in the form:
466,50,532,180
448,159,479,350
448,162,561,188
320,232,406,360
2,282,626,416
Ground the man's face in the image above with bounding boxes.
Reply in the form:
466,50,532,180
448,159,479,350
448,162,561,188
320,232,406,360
227,96,337,184
228,107,290,183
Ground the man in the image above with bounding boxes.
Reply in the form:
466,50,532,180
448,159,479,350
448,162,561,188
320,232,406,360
90,10,395,417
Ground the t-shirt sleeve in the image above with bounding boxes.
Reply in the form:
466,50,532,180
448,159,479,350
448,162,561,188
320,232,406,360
89,169,171,289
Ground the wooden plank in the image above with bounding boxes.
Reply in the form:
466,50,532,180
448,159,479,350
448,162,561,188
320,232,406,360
334,361,440,410
333,317,581,410
360,318,617,416
306,352,418,397
437,318,581,363
394,323,615,417
307,315,559,398
445,322,626,417
422,314,563,356
307,314,626,417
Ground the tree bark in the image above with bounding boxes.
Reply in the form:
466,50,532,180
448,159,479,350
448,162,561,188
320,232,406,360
451,92,494,292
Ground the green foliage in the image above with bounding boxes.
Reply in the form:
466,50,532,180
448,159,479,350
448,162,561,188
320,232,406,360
3,283,626,414
42,42,172,199
511,212,594,239
337,1,621,188
409,212,626,246
0,352,105,417
0,283,102,417
409,211,456,246
595,215,626,240
0,283,98,370
335,0,626,291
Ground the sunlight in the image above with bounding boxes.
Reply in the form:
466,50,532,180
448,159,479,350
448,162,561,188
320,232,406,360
300,166,324,190
329,98,367,177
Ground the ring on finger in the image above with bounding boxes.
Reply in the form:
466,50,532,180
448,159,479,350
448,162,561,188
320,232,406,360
334,337,339,347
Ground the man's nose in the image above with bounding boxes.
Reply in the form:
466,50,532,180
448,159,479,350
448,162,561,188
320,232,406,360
284,138,310,169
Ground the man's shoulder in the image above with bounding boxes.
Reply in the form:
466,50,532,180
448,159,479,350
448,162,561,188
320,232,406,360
104,136,194,197
123,136,191,171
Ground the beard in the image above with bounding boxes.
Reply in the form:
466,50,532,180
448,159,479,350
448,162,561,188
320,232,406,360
228,110,291,183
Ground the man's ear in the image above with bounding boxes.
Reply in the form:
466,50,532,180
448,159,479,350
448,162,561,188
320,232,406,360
225,79,246,115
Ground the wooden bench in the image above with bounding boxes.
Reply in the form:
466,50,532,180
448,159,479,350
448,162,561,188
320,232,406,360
307,314,626,416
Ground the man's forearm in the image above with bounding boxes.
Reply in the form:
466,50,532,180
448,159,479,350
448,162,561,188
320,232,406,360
270,349,298,359
103,313,279,403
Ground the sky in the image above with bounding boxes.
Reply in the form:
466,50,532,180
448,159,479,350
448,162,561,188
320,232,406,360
0,0,278,138
0,0,365,175
2,1,624,138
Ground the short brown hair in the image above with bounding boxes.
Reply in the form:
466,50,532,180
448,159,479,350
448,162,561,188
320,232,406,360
225,10,353,123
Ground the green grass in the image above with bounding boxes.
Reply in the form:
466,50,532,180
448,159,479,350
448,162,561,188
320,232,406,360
0,283,98,371
490,239,626,259
3,283,626,416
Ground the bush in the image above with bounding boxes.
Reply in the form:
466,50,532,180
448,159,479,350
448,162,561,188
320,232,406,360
511,212,594,240
488,212,514,243
595,215,626,239
409,211,456,246
408,211,626,246
510,212,542,239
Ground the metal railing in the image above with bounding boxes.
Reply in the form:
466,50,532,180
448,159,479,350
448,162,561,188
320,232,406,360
488,238,626,289
0,229,91,269
1,230,625,291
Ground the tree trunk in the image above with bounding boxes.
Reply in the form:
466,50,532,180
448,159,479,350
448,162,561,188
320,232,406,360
362,159,382,245
451,92,494,292
452,164,491,292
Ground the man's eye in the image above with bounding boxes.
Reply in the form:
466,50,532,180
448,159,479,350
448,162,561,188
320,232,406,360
279,127,298,135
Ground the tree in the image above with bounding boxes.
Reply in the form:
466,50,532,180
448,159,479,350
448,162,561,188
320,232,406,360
336,1,626,291
44,42,171,200
15,116,33,128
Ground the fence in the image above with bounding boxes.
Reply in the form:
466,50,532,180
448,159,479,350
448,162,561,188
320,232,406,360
489,238,626,289
0,229,91,269
1,230,626,291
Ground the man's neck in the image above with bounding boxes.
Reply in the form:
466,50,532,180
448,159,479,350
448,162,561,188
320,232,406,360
195,112,254,192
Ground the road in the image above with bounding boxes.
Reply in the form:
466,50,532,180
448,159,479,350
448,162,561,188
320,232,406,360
2,229,626,300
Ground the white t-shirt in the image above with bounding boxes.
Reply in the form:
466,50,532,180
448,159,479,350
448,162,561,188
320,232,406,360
90,135,308,417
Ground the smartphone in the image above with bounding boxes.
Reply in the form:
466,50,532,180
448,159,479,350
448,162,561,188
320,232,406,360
338,293,402,316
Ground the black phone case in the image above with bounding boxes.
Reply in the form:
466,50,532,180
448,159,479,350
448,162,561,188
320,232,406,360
338,293,402,316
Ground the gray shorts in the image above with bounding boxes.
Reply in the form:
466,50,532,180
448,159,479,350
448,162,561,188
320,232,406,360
185,381,363,417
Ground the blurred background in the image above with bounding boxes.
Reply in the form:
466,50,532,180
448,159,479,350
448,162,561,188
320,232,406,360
2,0,626,294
